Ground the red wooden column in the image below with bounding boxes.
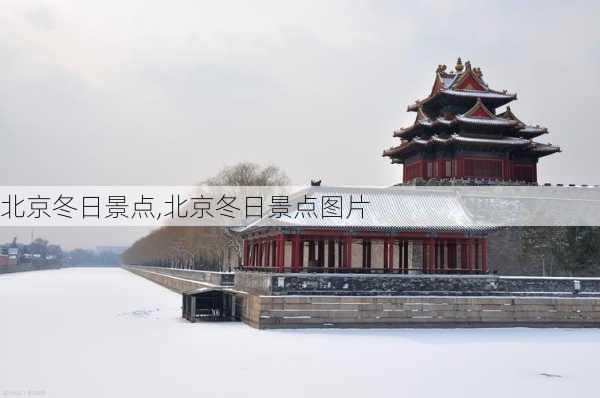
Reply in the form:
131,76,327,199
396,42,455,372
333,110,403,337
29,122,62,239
403,241,409,273
317,240,325,267
291,235,301,272
474,239,480,272
343,236,352,269
383,239,389,271
276,235,285,272
460,239,467,272
421,241,428,274
256,240,262,267
327,240,335,268
264,241,270,268
481,238,488,274
397,240,403,272
397,240,402,272
361,240,372,269
264,241,269,267
249,242,253,267
255,242,260,267
433,240,439,272
271,240,276,268
429,239,436,274
468,239,475,273
308,240,316,266
243,239,249,268
388,239,394,273
438,240,446,274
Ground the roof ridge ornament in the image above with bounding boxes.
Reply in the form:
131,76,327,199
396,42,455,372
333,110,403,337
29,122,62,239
455,57,464,72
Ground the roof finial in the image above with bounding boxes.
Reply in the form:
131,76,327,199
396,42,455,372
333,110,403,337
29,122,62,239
455,57,464,72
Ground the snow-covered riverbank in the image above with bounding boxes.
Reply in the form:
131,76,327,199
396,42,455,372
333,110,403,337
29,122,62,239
1,267,597,398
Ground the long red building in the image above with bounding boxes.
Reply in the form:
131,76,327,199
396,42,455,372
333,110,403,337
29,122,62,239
238,187,490,275
383,58,560,184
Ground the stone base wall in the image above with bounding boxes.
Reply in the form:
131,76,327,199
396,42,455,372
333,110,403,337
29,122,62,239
236,293,262,328
247,295,600,329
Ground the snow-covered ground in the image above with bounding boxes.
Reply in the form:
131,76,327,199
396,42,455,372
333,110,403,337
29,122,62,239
1,268,598,398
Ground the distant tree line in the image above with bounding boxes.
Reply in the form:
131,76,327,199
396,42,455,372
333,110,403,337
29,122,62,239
121,162,290,270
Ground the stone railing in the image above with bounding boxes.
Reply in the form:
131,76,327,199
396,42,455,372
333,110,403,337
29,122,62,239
235,271,600,297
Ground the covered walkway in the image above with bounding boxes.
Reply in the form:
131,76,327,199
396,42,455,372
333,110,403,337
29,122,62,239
240,231,487,274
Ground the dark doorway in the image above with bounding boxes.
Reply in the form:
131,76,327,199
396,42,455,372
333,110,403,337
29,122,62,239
182,289,239,322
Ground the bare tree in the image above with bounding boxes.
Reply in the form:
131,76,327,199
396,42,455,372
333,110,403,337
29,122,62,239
122,162,290,270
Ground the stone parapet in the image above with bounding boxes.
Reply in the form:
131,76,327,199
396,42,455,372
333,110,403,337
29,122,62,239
235,271,600,297
123,265,233,293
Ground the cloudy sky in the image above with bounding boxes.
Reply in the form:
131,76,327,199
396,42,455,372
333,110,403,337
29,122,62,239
1,0,598,248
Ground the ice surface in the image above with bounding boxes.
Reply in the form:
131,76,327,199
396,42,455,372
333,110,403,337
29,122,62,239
1,268,598,398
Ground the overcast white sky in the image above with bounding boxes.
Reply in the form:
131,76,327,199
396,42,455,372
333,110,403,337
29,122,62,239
1,0,599,249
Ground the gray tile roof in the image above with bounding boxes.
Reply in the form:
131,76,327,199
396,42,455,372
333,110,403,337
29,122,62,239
238,187,492,234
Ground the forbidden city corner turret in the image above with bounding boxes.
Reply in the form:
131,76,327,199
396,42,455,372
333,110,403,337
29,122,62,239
383,58,560,184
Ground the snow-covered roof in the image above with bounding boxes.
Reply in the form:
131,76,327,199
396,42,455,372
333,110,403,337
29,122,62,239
237,187,491,233
519,126,548,134
449,134,529,145
442,89,516,100
456,115,518,126
441,75,458,89
409,134,529,147
383,133,540,158
530,142,561,154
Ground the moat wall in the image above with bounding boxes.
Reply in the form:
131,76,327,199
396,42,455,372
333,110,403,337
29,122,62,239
124,266,600,329
241,295,600,329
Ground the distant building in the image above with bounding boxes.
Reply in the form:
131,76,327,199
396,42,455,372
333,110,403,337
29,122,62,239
7,247,18,266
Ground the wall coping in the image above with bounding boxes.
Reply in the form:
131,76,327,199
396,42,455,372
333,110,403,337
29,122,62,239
237,270,600,282
125,265,234,276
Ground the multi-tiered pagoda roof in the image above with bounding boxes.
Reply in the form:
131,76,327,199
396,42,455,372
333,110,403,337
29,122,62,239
383,58,560,183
